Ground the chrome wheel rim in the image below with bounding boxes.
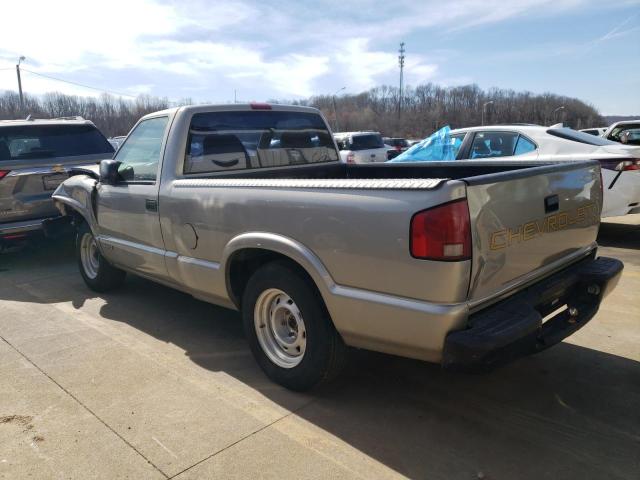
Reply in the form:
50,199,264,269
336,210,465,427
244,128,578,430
254,288,306,368
80,232,100,279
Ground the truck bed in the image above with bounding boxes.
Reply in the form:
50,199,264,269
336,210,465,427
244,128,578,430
197,159,554,182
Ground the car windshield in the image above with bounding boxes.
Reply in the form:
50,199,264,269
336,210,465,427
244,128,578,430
349,134,384,150
546,128,618,146
184,110,338,173
389,126,461,162
0,124,114,161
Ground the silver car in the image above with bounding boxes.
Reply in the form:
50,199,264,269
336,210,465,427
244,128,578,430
0,117,114,248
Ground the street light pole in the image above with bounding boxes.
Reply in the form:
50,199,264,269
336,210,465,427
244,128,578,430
553,105,565,124
482,100,494,126
16,56,25,114
332,86,345,132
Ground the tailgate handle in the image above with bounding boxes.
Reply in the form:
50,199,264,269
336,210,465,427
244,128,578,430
544,195,559,213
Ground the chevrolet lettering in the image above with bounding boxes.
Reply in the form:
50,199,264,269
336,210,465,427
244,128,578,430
490,203,599,251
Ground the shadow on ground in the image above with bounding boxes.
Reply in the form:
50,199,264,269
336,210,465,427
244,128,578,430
1,228,638,479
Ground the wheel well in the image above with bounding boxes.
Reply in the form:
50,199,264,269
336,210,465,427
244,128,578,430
227,248,320,308
58,204,86,227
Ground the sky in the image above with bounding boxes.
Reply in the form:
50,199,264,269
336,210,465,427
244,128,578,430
0,0,638,115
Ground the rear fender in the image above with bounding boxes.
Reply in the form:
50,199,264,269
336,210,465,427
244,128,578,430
51,174,99,235
222,232,334,305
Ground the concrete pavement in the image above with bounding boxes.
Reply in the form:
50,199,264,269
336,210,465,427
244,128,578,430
0,216,638,479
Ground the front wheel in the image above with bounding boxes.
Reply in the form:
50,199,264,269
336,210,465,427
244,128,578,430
242,261,347,391
76,223,126,292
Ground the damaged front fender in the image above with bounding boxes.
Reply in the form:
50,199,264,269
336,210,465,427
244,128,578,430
52,174,99,234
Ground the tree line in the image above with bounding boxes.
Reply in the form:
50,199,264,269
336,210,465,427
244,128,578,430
0,82,604,139
277,83,604,138
0,91,171,137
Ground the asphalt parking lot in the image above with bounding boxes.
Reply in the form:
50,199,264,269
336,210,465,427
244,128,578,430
0,216,638,480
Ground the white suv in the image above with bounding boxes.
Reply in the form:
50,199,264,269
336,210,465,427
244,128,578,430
334,131,387,164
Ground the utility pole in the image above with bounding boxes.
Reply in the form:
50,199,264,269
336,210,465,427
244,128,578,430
234,89,237,104
482,101,494,126
332,86,345,132
398,42,405,119
16,56,25,114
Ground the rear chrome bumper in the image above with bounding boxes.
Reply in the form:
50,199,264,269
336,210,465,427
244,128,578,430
0,215,73,239
0,219,45,237
442,256,623,371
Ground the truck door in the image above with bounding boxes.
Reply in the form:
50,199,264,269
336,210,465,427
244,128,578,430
95,116,169,279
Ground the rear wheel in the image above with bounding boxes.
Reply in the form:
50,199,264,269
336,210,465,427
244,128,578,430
242,261,347,391
76,223,125,292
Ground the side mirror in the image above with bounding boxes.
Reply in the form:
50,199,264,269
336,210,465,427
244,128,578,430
99,159,122,185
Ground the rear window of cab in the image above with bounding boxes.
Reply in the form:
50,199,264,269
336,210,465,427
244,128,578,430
184,111,338,174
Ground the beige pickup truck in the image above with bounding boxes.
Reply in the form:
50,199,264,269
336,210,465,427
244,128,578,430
51,104,622,391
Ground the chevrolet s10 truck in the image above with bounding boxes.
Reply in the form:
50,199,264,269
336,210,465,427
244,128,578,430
51,104,623,391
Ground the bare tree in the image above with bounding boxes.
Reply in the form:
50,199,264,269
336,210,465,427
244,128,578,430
0,83,604,139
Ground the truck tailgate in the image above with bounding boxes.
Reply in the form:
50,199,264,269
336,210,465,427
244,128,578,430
464,161,601,304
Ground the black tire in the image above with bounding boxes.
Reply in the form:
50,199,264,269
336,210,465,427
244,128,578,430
76,222,126,292
242,261,347,391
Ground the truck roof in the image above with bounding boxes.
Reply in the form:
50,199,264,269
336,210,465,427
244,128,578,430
139,103,323,122
0,116,96,128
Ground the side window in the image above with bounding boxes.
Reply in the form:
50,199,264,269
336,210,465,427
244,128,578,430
514,135,536,155
470,132,518,159
450,134,464,159
114,116,169,182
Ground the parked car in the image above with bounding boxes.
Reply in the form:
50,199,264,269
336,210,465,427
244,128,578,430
51,103,622,391
0,117,114,248
580,127,607,136
334,131,387,163
393,125,640,218
603,120,640,144
383,137,410,160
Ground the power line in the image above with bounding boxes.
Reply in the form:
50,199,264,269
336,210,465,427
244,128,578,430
20,68,137,99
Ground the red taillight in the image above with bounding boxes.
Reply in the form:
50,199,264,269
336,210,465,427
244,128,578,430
623,163,640,171
0,170,10,180
2,233,27,241
250,102,272,110
346,152,355,164
410,199,471,261
599,158,640,171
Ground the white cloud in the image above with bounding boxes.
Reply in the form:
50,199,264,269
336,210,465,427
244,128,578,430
0,0,619,100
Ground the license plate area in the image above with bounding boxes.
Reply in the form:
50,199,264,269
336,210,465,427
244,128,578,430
42,173,68,190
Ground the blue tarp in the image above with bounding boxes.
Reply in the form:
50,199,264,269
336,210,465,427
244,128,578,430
388,126,456,162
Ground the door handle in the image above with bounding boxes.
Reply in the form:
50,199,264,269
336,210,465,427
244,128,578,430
145,199,158,212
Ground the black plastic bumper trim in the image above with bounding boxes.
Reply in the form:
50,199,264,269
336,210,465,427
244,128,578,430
442,256,623,371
